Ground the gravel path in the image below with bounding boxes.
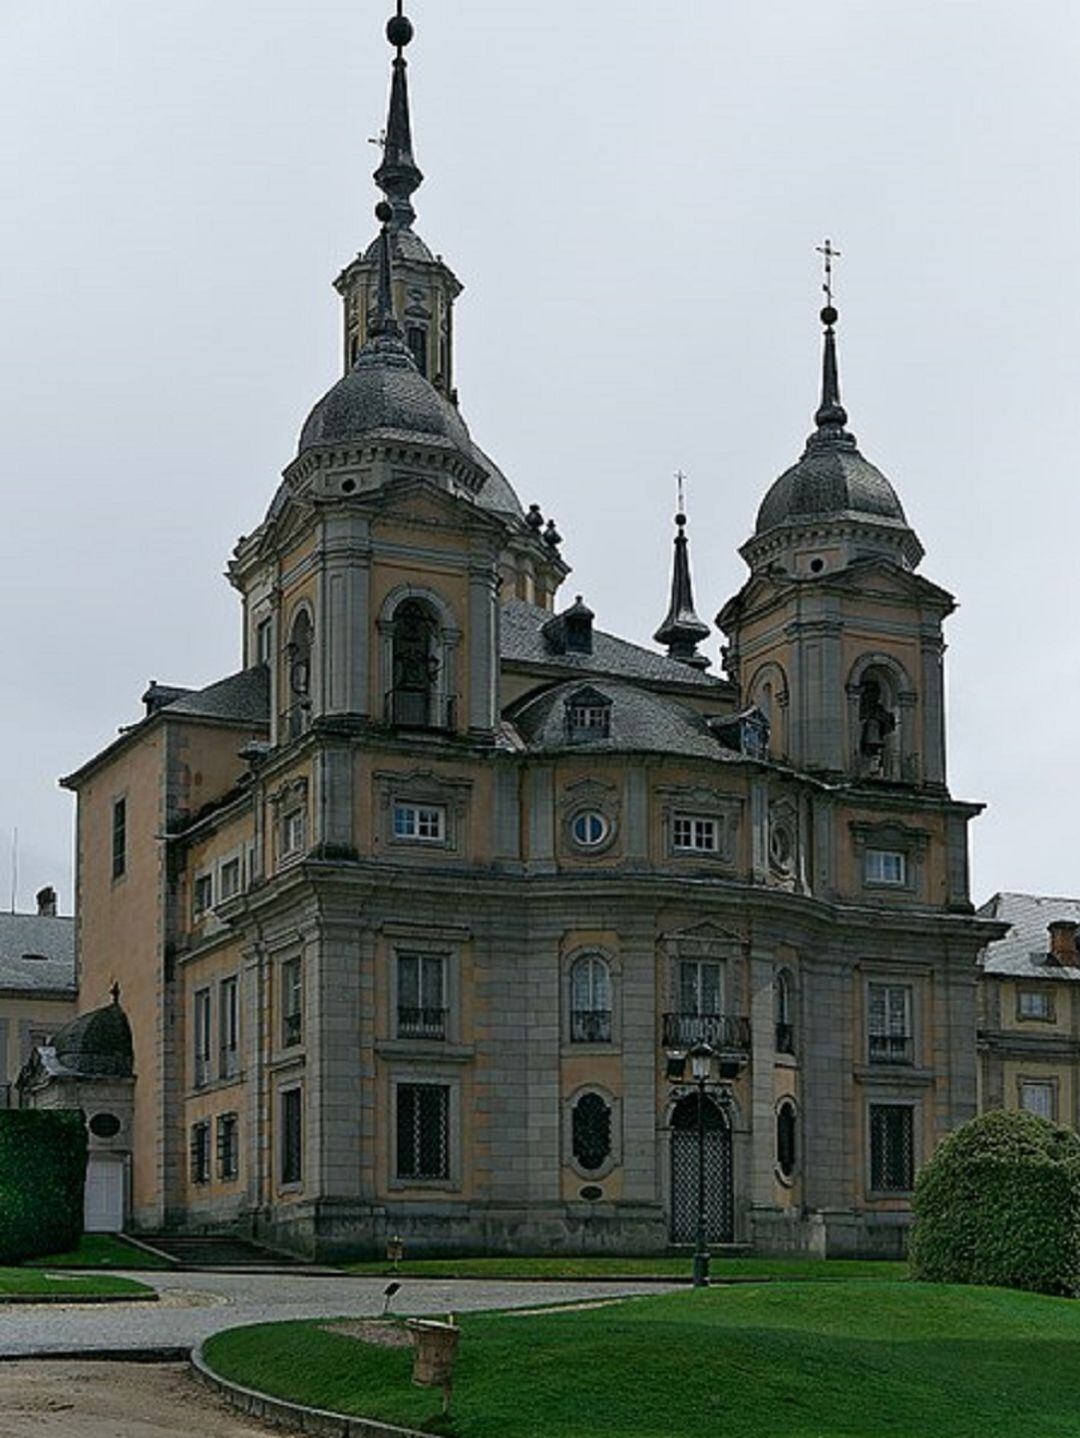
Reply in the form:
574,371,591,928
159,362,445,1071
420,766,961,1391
0,1270,678,1357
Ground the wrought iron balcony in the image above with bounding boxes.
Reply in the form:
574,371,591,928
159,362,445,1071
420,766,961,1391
662,1013,752,1051
868,1033,914,1065
397,1006,448,1041
775,1021,795,1055
571,1009,613,1044
385,689,457,732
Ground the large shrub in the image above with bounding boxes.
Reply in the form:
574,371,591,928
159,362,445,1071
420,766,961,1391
0,1111,87,1263
910,1108,1080,1296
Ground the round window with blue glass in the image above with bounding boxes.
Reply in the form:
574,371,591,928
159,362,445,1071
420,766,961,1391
571,811,610,848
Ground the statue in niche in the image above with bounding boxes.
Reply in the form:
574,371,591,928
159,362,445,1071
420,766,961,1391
858,679,896,774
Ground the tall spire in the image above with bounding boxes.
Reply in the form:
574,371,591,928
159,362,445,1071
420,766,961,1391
808,239,857,451
374,5,423,232
654,477,711,669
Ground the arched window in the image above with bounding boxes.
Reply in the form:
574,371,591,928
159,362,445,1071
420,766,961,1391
285,610,313,739
391,599,442,728
571,1092,612,1172
847,656,912,781
776,1099,797,1181
570,955,612,1043
774,970,794,1054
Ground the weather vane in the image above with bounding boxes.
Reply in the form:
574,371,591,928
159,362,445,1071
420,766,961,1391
816,238,841,309
675,470,687,517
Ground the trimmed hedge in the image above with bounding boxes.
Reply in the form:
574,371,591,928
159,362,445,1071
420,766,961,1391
0,1111,87,1263
911,1108,1080,1296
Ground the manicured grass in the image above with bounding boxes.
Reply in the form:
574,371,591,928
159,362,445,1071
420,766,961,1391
24,1234,173,1270
0,1267,153,1297
203,1280,1080,1437
343,1254,907,1282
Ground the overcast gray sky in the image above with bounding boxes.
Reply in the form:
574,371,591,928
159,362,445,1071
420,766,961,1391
1,0,1077,914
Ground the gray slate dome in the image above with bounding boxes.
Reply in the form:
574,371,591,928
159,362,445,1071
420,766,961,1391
52,999,133,1078
756,445,908,535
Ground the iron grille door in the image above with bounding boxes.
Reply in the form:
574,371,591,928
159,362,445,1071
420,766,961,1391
669,1098,734,1243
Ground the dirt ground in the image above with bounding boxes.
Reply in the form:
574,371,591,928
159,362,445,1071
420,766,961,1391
0,1361,298,1438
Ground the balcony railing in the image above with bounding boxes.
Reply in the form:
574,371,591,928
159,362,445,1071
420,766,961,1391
397,1006,448,1041
662,1013,752,1051
385,689,457,732
868,1033,914,1065
571,1009,613,1044
775,1021,795,1055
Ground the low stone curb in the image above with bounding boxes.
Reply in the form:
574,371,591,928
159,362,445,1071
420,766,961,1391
0,1347,189,1362
191,1342,427,1438
0,1290,159,1305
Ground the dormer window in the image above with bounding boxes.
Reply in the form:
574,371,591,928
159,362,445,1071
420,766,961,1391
565,686,611,742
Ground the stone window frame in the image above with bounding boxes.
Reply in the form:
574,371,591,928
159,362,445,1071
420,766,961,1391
558,777,621,860
774,966,796,1057
1017,1073,1059,1121
866,1098,919,1198
193,987,212,1089
216,845,245,906
1016,988,1055,1023
277,1080,304,1193
282,600,316,740
279,954,304,1053
563,1083,622,1181
562,943,621,1049
218,974,240,1080
216,1111,240,1182
775,1096,799,1186
563,685,613,743
192,868,215,921
659,786,741,866
269,776,309,870
375,768,472,859
389,939,460,1046
662,923,745,1018
850,820,929,900
865,977,918,1067
388,1068,463,1193
190,1119,211,1186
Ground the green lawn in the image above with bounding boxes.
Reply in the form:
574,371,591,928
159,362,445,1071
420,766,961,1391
203,1282,1080,1437
24,1234,173,1270
344,1254,907,1282
0,1267,154,1298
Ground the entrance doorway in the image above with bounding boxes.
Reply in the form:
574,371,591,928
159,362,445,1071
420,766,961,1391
84,1154,126,1232
669,1092,733,1243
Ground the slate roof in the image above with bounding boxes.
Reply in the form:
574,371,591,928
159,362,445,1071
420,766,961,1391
0,913,75,994
509,678,737,761
756,446,908,535
500,600,725,690
977,892,1080,981
160,666,270,726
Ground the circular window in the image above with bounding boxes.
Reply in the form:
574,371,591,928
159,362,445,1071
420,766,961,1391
809,557,825,573
571,811,609,848
89,1112,121,1139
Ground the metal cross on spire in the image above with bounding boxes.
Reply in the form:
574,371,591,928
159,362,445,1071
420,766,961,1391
816,238,841,309
675,470,687,519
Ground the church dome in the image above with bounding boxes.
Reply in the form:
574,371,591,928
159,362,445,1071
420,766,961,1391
52,998,133,1078
756,445,907,534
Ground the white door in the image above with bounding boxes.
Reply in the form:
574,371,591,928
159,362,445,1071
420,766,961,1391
84,1155,126,1232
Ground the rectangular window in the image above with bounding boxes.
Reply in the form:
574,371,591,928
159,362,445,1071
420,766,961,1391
282,809,306,856
280,1087,302,1186
869,1104,915,1192
256,617,273,666
868,983,914,1064
190,1120,211,1184
194,988,212,1087
397,954,447,1039
217,1112,239,1181
678,959,723,1017
282,958,302,1048
193,872,214,916
219,857,241,902
568,704,611,737
396,1083,450,1181
220,976,239,1079
672,814,718,853
392,803,446,843
112,798,127,881
865,849,906,885
1017,990,1053,1021
1020,1081,1055,1120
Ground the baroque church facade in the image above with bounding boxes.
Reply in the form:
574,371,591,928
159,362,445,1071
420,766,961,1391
50,10,1001,1258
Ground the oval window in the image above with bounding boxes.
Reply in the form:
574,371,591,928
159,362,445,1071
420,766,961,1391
776,1101,797,1181
571,811,609,848
89,1112,121,1139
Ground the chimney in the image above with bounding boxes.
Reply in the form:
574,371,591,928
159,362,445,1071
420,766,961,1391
1047,920,1079,966
36,886,57,918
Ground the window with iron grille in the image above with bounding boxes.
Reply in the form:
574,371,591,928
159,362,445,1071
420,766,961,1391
193,988,212,1087
672,814,718,853
282,958,302,1049
280,1087,303,1186
869,1104,914,1192
397,954,447,1039
776,1100,797,1180
570,954,612,1043
220,976,239,1079
190,1120,211,1184
217,1112,239,1181
571,1092,612,1172
112,797,127,880
868,984,913,1064
396,1083,450,1181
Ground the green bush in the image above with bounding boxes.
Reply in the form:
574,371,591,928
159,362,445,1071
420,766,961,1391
0,1111,87,1263
911,1108,1080,1296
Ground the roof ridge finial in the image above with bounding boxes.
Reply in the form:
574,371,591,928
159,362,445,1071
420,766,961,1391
654,474,711,669
369,201,404,342
808,239,855,449
375,4,424,232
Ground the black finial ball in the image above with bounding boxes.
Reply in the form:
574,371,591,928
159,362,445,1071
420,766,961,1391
387,14,414,47
820,305,838,326
375,200,393,225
